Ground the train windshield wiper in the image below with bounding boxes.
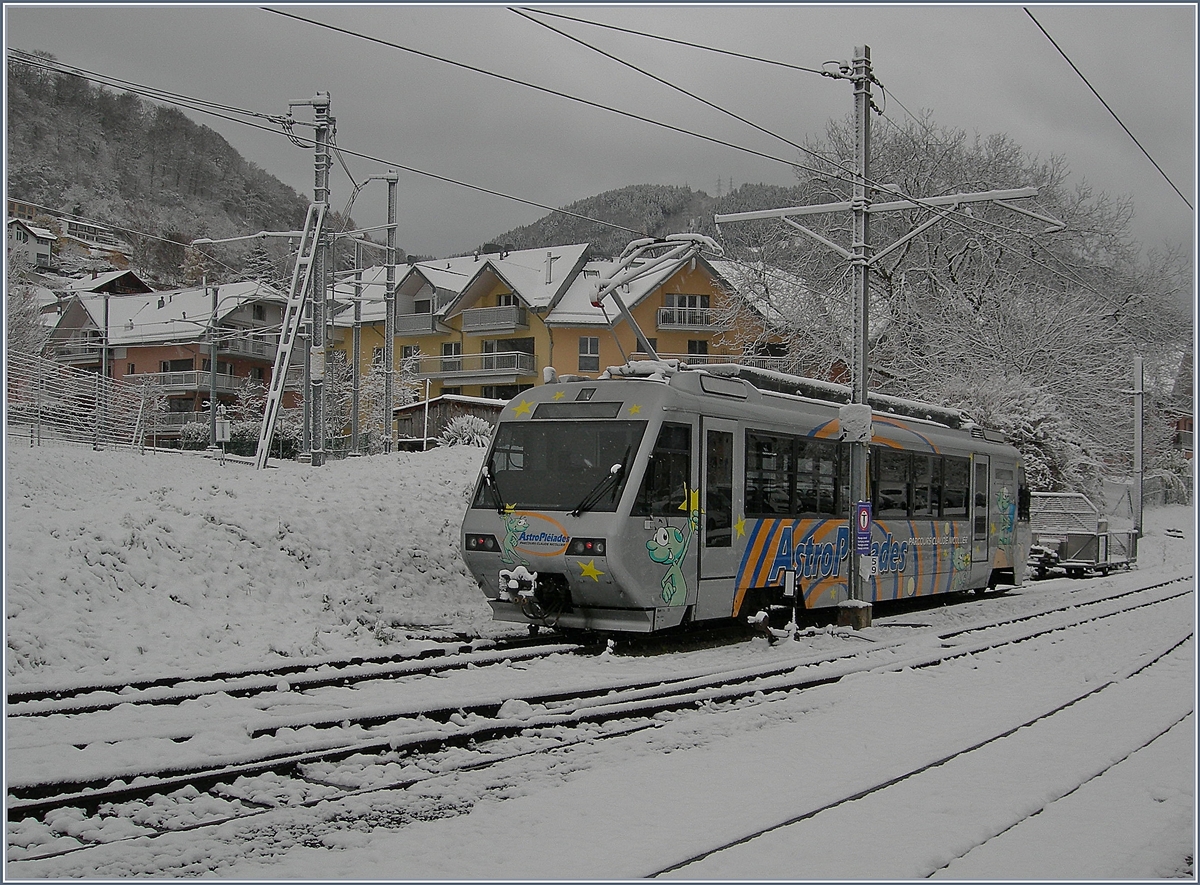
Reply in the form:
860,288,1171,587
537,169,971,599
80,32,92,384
482,464,506,514
570,448,629,517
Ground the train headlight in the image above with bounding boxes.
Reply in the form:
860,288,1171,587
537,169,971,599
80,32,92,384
466,534,500,552
567,538,606,556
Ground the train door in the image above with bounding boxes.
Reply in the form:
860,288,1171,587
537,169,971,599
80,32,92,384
696,417,739,619
971,454,991,569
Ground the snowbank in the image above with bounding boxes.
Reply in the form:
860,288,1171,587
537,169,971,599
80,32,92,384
5,441,501,685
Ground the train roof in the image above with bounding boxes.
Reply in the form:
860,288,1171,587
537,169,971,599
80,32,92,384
541,360,1008,443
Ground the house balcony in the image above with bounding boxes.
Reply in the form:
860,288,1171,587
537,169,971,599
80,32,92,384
395,312,441,336
219,336,277,361
52,335,276,363
52,338,103,363
461,305,528,335
127,371,247,396
656,307,725,331
414,351,537,384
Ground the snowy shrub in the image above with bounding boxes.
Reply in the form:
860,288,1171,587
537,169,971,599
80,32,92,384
179,422,210,450
439,415,493,447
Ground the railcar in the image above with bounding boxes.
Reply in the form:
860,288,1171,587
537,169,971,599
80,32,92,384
460,362,1032,634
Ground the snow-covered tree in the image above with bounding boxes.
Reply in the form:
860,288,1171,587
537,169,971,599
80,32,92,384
5,254,50,356
718,112,1191,490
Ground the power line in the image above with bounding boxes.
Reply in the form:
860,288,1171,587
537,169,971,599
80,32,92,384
1023,7,1193,211
9,51,647,241
261,8,828,175
509,7,835,78
504,11,1094,295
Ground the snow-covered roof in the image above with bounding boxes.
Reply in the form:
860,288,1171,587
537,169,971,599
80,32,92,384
545,255,704,326
445,243,591,315
70,280,286,346
61,269,152,294
332,245,592,327
7,217,55,240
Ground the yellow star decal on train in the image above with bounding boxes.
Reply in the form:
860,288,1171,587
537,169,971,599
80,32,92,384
553,390,566,400
512,399,532,417
735,515,746,538
679,489,701,513
628,404,642,415
578,559,604,581
503,504,516,515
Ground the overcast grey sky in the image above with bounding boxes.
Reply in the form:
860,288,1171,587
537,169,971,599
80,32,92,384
5,4,1195,260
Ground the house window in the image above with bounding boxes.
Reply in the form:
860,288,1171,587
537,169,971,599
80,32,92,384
687,340,708,356
401,345,419,361
441,342,462,373
414,299,432,314
162,358,193,372
251,367,266,381
496,293,516,307
127,363,136,376
578,337,600,372
372,347,384,366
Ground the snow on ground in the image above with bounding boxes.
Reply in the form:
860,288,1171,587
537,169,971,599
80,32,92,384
4,439,504,686
3,438,1196,879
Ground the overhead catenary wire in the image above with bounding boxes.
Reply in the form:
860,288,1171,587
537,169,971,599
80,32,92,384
503,11,1106,300
13,30,1102,302
1023,7,1192,211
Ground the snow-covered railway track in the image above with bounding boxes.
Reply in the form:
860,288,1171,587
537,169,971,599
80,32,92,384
6,635,581,717
650,629,1193,878
8,575,1191,864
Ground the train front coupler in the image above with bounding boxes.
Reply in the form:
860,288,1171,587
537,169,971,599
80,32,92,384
498,566,545,619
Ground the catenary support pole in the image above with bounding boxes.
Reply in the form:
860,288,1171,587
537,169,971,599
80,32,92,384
309,92,332,467
1134,355,1144,538
842,45,874,629
351,241,362,454
209,279,218,449
384,171,398,454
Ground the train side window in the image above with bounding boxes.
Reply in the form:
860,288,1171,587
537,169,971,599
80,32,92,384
633,423,692,516
942,457,969,518
912,454,937,518
874,449,911,519
796,438,839,516
745,431,793,516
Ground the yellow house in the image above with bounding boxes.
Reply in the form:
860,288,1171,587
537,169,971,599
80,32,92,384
330,243,785,421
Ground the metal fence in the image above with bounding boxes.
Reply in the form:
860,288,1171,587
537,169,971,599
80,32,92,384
6,350,156,449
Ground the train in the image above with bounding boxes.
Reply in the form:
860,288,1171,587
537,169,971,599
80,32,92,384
460,361,1032,634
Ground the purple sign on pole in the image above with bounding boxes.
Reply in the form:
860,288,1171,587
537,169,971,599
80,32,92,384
854,501,872,555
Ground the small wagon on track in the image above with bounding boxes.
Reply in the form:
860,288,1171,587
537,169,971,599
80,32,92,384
1027,492,1137,579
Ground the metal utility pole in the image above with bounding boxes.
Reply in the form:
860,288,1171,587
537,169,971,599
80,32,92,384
384,170,399,454
351,241,363,455
1133,356,1144,538
309,92,333,467
714,44,1063,629
846,45,873,623
208,279,218,449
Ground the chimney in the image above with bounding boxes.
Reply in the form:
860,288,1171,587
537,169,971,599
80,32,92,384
545,251,555,285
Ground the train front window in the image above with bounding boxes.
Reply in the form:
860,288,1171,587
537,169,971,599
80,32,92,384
476,420,647,512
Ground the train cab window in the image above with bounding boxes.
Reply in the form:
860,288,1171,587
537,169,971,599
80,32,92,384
941,457,969,518
633,423,692,516
874,449,910,519
705,430,733,547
